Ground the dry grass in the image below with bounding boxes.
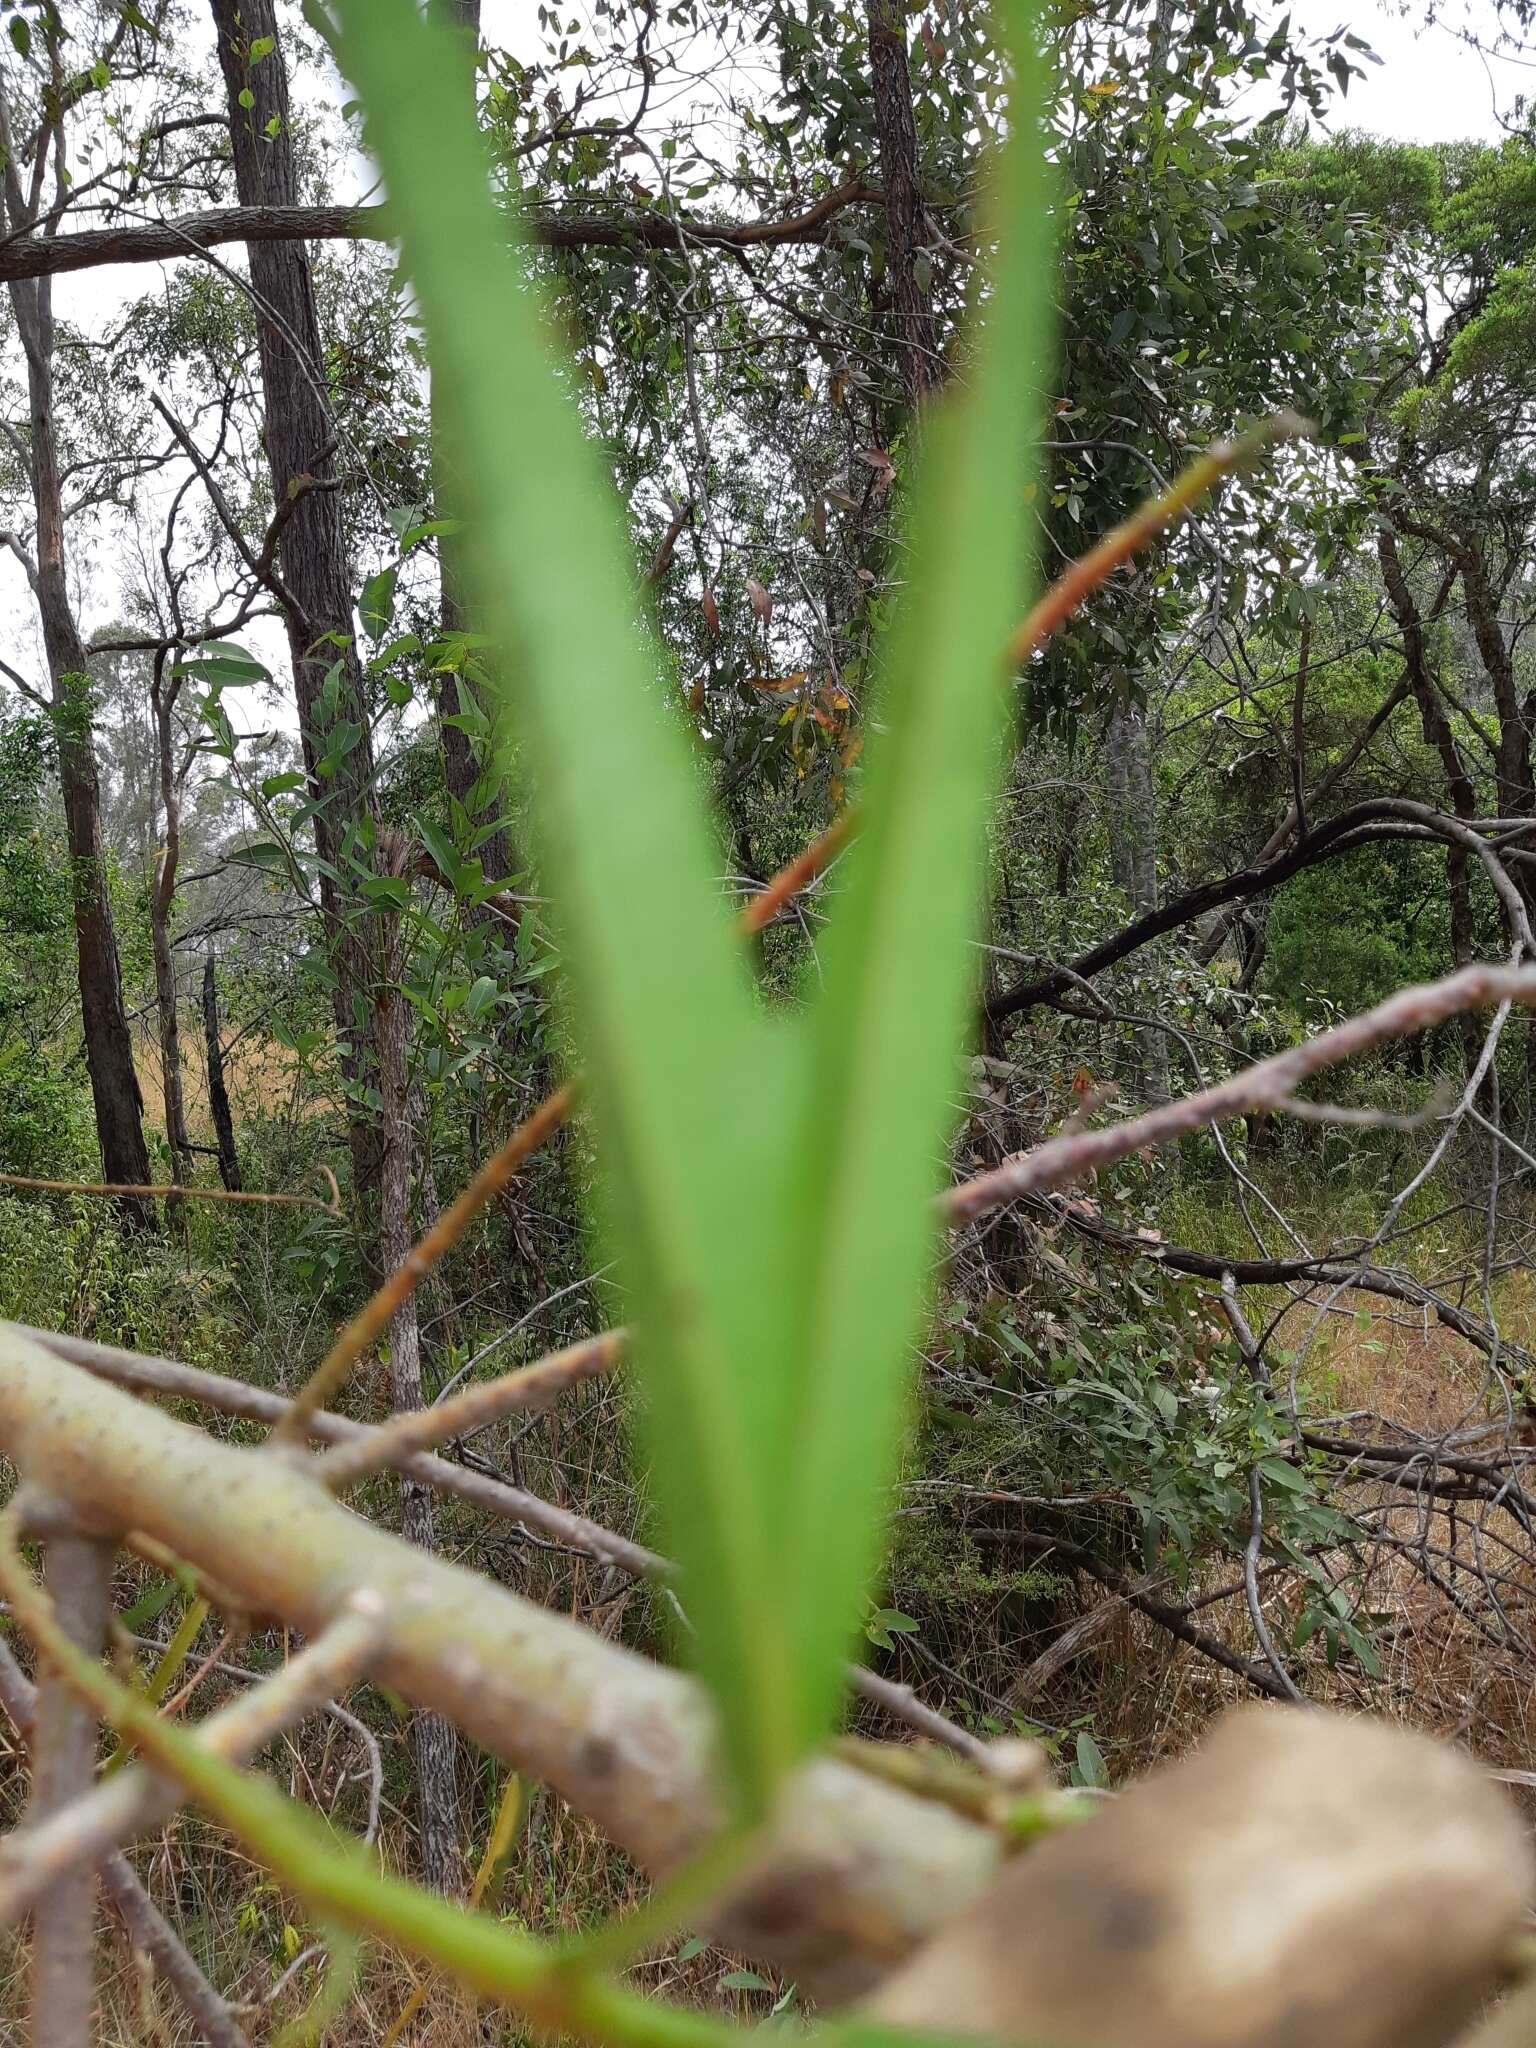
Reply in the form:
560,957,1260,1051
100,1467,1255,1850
133,1033,329,1149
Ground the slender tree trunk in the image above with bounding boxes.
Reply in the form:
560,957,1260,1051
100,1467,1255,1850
1105,700,1169,1104
151,653,193,1192
1379,527,1483,1072
865,0,941,412
1105,703,1134,901
1451,530,1531,823
201,956,241,1193
208,0,383,1213
0,80,153,1225
28,1526,113,2044
375,833,459,1894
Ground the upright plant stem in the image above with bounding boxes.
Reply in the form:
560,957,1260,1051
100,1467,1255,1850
27,1522,113,2048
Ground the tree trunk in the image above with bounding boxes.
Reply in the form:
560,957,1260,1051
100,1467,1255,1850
865,0,941,412
375,833,459,1895
151,652,193,1194
28,1526,113,2044
1106,699,1161,916
1105,702,1134,902
1451,528,1531,823
201,956,241,1193
208,0,383,1214
0,79,153,1226
1378,527,1483,1072
1105,700,1169,1104
53,662,155,1226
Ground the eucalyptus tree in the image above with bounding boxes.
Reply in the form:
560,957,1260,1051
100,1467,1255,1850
1260,132,1536,1038
0,0,221,1224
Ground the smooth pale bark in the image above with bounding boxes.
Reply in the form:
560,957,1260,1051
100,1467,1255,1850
26,1526,113,2046
870,1705,1533,2048
0,1325,1001,2000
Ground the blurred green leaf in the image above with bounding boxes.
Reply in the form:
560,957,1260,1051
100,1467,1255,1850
1071,1731,1109,1789
331,0,805,1819
774,0,1052,1744
329,0,1050,1825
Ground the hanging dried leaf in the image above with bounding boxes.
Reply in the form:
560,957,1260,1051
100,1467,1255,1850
647,498,693,584
701,586,720,637
746,577,773,628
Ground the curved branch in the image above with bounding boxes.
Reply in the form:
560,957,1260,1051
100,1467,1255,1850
0,180,877,286
1039,1197,1528,1371
985,798,1531,1024
997,1528,1292,1701
955,962,1536,1222
0,1325,1000,2000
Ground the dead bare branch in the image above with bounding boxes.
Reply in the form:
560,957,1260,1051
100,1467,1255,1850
0,1603,384,1932
950,964,1536,1223
320,1333,625,1491
0,1324,1003,1999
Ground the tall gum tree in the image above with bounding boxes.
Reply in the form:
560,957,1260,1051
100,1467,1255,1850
207,0,385,1212
0,20,153,1227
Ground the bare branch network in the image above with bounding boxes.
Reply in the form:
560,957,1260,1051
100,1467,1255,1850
0,182,879,287
3,959,1536,2037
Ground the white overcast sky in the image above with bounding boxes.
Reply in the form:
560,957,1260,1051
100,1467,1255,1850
0,0,1520,732
1287,0,1518,140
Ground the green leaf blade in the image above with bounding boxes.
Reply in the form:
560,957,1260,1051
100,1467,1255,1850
328,0,812,1818
778,0,1056,1748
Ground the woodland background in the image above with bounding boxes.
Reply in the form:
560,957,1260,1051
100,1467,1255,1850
4,0,1536,2035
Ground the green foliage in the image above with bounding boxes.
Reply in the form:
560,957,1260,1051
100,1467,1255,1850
0,1194,245,1365
1266,843,1458,1020
330,0,1051,1824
